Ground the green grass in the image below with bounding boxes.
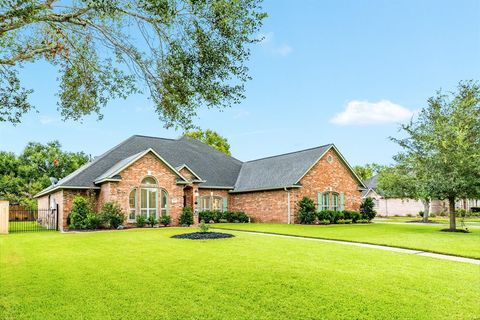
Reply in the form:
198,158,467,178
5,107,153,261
376,216,480,224
8,221,48,232
1,229,478,319
214,223,480,259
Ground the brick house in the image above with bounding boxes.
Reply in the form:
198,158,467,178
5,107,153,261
35,135,365,230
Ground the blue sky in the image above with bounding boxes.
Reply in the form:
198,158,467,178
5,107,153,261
1,0,479,166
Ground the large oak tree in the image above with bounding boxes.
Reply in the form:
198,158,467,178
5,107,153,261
391,81,480,230
0,0,266,128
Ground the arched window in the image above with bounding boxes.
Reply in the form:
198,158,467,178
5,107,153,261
129,189,137,221
160,189,168,216
141,177,157,218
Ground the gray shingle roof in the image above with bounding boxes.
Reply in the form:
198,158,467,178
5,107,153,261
35,135,363,197
364,175,378,189
232,145,332,192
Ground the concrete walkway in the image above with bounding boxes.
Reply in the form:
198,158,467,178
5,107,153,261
214,229,480,265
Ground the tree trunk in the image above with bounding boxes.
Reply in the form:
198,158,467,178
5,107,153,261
422,199,430,223
448,196,456,231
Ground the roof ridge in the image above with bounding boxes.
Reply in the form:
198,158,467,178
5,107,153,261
245,144,333,163
179,136,244,164
132,134,176,141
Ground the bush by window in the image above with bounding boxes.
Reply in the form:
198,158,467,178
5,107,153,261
100,202,125,229
297,197,316,224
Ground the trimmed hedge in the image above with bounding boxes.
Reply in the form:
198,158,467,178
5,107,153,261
199,210,249,223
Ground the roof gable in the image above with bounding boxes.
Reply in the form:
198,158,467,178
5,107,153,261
94,149,188,184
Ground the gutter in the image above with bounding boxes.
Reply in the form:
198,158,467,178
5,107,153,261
284,187,292,224
229,185,302,194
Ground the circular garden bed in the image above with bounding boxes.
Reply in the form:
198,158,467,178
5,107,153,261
171,232,234,240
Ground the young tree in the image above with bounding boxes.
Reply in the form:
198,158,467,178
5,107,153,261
0,0,266,128
184,129,231,155
378,158,431,223
392,81,480,230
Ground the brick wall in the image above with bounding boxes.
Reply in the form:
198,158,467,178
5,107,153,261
230,189,288,223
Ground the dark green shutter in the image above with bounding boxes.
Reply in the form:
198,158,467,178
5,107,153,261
340,193,345,211
317,192,323,212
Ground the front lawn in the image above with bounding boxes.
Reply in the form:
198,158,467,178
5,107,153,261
214,223,480,258
1,229,479,319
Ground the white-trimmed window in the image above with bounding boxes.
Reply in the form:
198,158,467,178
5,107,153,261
331,192,339,211
129,189,137,220
212,196,223,211
140,177,158,218
321,193,330,211
160,189,168,216
199,196,211,211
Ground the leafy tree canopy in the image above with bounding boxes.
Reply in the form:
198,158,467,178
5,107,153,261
390,80,480,230
184,128,231,155
353,163,385,181
0,0,266,128
0,141,89,206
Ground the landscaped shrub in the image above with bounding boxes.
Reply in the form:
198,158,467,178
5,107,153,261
357,219,370,223
319,219,330,225
455,209,467,217
199,210,250,223
198,220,209,232
180,207,194,226
429,213,436,218
296,197,316,224
159,215,171,226
229,211,249,223
147,215,157,227
69,196,91,229
471,207,480,213
360,197,377,221
317,210,339,223
199,210,217,223
337,219,346,224
100,202,125,229
85,213,102,229
343,219,352,224
136,215,147,227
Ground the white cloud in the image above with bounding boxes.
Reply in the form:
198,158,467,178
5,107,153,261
232,108,250,119
39,116,59,125
258,31,293,57
330,100,414,125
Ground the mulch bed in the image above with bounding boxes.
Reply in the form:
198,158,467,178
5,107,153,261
171,232,235,240
440,228,470,233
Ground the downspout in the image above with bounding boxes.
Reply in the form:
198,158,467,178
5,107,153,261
284,187,291,224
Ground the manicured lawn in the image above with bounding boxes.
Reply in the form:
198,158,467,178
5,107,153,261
375,216,480,225
214,223,480,259
8,221,48,233
0,229,479,319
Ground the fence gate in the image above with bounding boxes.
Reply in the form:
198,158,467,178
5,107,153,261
9,205,58,233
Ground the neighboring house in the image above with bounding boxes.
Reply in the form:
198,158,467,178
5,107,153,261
362,175,480,216
35,135,365,230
